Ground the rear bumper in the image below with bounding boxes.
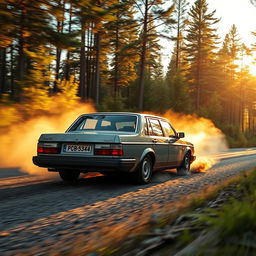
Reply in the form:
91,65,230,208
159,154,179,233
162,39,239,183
32,155,137,172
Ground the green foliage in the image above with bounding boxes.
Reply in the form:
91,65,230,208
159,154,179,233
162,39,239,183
220,124,248,147
172,0,189,71
106,0,139,92
0,75,80,128
19,46,53,118
203,200,256,238
98,94,127,112
185,0,220,110
56,76,79,109
166,71,191,113
181,170,256,255
143,74,169,113
179,229,193,247
195,170,256,254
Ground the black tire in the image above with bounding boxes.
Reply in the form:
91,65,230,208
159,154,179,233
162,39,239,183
177,152,191,176
132,155,153,184
59,170,80,182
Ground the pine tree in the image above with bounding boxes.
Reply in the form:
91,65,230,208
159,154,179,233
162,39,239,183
75,0,117,103
134,0,174,111
106,0,139,98
218,25,241,125
173,0,189,71
0,1,15,48
185,0,219,112
165,54,191,113
228,25,240,78
0,0,73,99
146,16,164,80
20,45,54,118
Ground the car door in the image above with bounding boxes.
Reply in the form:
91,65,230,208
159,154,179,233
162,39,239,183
147,118,169,169
159,119,183,167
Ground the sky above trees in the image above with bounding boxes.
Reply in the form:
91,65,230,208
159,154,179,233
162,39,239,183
161,0,256,74
208,0,256,44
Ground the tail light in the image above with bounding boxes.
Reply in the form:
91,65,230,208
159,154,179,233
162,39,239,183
37,143,60,154
94,144,123,156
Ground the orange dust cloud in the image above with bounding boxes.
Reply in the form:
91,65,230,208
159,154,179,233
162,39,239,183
190,156,216,173
163,110,228,172
0,102,95,176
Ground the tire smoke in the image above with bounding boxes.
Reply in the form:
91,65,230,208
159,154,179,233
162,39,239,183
0,103,95,175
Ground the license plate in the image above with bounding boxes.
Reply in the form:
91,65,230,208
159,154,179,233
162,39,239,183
64,144,92,153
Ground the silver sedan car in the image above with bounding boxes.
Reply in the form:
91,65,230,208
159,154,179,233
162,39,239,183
33,112,196,184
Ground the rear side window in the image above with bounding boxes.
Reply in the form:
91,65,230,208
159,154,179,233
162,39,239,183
70,115,137,132
148,119,164,137
160,120,176,137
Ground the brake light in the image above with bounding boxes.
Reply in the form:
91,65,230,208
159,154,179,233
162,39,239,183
94,148,123,156
94,144,123,156
37,143,60,154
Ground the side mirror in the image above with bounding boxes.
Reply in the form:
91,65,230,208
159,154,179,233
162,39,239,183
177,132,185,138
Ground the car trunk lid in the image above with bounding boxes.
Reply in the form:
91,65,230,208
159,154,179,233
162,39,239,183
39,132,120,143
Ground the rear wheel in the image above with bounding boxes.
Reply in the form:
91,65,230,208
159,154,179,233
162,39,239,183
59,170,80,182
132,155,153,184
177,152,191,176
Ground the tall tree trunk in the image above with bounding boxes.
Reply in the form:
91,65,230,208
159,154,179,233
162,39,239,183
0,48,7,97
54,0,64,92
16,3,26,100
79,26,87,100
17,2,26,81
175,0,181,71
94,32,100,105
195,4,202,112
65,3,73,80
138,0,148,112
241,82,245,132
17,35,25,82
10,44,15,99
114,14,120,98
54,47,62,91
86,22,94,98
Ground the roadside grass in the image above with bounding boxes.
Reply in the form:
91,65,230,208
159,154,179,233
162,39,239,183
191,170,256,255
157,169,256,256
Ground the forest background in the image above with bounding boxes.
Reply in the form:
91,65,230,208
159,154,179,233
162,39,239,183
1,0,256,147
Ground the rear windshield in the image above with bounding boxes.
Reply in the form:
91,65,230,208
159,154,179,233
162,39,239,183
69,115,137,132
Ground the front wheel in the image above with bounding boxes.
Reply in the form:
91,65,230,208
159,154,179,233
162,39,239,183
177,152,191,176
132,156,153,184
59,170,80,182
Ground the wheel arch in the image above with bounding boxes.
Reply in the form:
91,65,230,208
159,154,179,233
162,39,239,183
140,148,156,167
184,147,192,157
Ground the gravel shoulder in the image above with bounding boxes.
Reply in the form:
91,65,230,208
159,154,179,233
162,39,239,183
0,154,256,255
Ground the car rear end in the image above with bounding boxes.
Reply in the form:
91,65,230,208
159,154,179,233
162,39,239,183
33,113,139,174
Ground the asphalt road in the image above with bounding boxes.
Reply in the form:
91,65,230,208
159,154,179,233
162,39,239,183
0,148,256,255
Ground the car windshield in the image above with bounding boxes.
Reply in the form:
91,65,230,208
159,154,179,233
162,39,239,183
70,115,137,132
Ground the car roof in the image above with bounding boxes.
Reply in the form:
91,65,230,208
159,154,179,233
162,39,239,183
80,112,167,120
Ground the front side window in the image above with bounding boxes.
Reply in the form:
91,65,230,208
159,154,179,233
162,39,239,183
69,115,137,132
160,120,176,137
148,118,164,137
